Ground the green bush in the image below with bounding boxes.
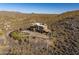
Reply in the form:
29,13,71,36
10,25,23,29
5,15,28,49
11,31,21,40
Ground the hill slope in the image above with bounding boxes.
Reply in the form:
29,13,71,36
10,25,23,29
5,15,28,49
0,11,79,54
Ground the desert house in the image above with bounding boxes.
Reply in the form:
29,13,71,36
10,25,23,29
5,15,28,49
27,22,51,35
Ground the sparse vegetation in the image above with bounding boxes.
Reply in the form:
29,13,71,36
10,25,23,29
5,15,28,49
0,10,79,54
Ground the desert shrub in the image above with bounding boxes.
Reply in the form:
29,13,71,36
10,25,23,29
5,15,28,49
10,31,21,40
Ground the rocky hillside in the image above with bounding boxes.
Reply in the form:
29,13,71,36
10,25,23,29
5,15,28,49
0,11,57,32
0,10,79,54
50,13,79,54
